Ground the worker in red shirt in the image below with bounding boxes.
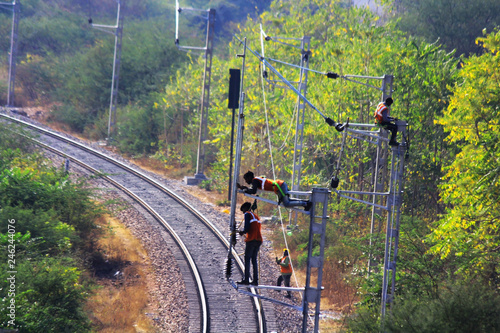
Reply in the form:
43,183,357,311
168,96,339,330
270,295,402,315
237,202,263,286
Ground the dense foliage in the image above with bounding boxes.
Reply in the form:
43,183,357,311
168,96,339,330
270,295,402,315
428,29,500,275
0,124,103,331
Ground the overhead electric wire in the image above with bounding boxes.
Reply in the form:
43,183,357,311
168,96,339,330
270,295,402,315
264,56,329,76
257,39,312,322
234,34,337,127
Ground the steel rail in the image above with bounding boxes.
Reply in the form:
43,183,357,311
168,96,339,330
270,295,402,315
0,112,265,333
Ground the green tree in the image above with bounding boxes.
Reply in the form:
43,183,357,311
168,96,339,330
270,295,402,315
428,29,500,277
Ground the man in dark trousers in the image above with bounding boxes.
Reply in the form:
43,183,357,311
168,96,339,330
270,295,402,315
276,248,293,298
374,97,399,146
237,202,263,286
237,171,312,211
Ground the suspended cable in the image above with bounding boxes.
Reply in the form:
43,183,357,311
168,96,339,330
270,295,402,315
265,56,330,76
258,58,311,312
234,34,338,127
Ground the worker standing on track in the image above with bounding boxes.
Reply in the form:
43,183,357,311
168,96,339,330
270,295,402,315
374,97,399,146
237,171,312,211
276,248,292,298
237,202,263,286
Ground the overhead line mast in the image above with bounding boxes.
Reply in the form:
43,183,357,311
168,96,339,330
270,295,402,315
233,33,409,319
1,0,19,107
88,0,125,142
176,0,216,185
231,34,332,333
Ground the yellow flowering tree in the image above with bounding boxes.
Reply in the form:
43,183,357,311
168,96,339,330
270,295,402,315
428,29,500,275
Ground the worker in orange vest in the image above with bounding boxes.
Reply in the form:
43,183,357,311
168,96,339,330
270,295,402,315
374,97,399,146
237,202,263,286
276,248,293,298
237,171,312,211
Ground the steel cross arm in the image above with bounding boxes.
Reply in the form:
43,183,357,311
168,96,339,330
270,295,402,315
265,56,327,76
264,38,302,49
346,133,379,145
345,127,385,141
266,36,304,41
337,189,390,197
177,7,209,13
177,45,207,51
175,0,210,49
334,191,390,211
251,285,306,293
343,74,386,80
91,24,119,36
234,35,332,122
260,27,304,49
287,190,312,196
345,122,378,128
229,280,303,311
341,75,383,91
240,191,311,215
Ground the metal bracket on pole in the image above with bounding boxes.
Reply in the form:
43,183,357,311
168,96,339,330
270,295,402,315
90,0,124,142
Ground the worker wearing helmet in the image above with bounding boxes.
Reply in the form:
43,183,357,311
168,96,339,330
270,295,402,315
237,202,263,286
276,248,293,298
374,97,399,146
237,171,312,211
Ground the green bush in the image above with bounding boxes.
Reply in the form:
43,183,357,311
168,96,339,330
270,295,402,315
115,103,161,155
344,282,500,333
50,104,94,133
0,165,102,236
0,259,91,332
0,137,101,331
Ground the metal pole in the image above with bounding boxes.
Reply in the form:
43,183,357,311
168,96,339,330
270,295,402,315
291,36,311,193
229,37,247,231
107,0,124,141
289,36,311,228
381,143,406,317
194,9,215,180
368,74,393,276
2,0,19,107
228,107,236,201
302,188,330,333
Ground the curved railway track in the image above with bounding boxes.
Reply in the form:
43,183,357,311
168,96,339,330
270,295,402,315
1,111,268,333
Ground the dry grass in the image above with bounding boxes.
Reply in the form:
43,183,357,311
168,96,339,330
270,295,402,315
85,215,157,333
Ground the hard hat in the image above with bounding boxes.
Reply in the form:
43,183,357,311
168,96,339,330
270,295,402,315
283,248,289,253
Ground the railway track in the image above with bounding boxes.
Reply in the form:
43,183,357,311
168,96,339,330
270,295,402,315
1,111,268,332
